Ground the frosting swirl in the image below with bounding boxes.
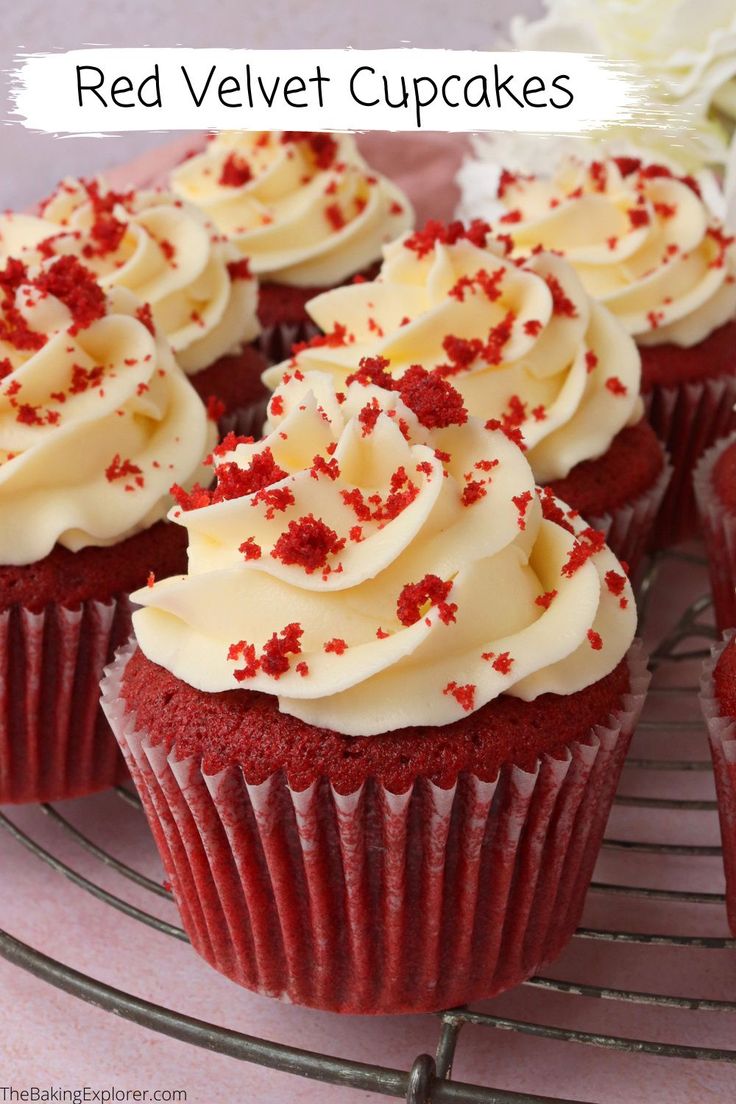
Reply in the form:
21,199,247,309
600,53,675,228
263,223,642,483
169,131,413,287
132,371,636,736
491,158,736,347
0,254,214,565
0,179,260,374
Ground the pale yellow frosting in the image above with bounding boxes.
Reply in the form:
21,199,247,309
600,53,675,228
0,256,215,565
0,179,260,374
132,371,636,736
169,131,413,287
263,231,643,483
493,158,736,347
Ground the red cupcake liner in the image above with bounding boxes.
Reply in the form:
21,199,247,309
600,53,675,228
587,453,672,578
645,373,736,547
255,319,321,366
699,631,736,935
0,598,131,804
694,432,736,631
102,640,649,1014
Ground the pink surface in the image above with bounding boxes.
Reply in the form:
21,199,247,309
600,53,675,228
2,137,736,1101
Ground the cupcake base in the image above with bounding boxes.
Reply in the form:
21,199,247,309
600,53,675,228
699,632,736,935
102,641,648,1014
188,345,269,438
694,432,736,632
640,320,736,547
0,521,188,804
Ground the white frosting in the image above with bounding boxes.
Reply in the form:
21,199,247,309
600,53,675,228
0,180,260,374
169,131,413,287
491,158,736,347
0,255,215,565
263,230,642,483
132,371,636,736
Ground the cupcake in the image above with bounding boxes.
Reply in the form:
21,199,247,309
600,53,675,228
0,178,266,435
0,253,215,803
263,220,669,574
700,633,736,935
488,156,736,543
102,369,647,1014
694,431,736,631
169,131,413,361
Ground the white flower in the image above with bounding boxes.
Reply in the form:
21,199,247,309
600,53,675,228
511,0,736,169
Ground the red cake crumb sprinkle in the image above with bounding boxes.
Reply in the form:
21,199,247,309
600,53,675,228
397,574,456,627
229,622,305,682
485,417,526,450
532,404,547,421
499,208,522,223
512,490,533,529
281,132,338,170
239,537,262,560
0,357,12,380
524,319,543,337
295,661,309,677
135,303,156,335
172,447,288,511
70,364,104,394
587,629,603,650
441,334,483,374
403,218,490,258
206,395,226,421
397,366,468,429
269,394,284,416
562,527,607,577
68,180,134,259
310,454,340,481
482,651,514,674
585,350,598,373
212,431,254,458
252,486,295,519
654,201,676,220
218,153,253,187
358,397,382,435
443,681,476,712
325,203,346,231
272,515,345,573
545,274,578,318
539,487,574,532
462,480,487,507
291,322,350,357
449,266,505,303
324,637,347,655
376,627,389,639
535,589,558,609
227,258,252,281
706,226,735,267
483,310,515,365
589,161,607,191
497,168,533,197
627,208,650,228
105,454,144,488
390,200,404,215
146,571,155,587
605,376,628,396
607,236,618,250
33,256,107,335
346,353,394,388
614,156,641,177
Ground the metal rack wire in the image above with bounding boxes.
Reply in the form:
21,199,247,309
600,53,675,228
2,548,736,1103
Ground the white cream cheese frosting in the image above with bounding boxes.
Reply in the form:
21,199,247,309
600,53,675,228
169,131,413,287
491,157,736,347
0,254,215,565
0,179,260,374
263,223,643,484
131,370,636,736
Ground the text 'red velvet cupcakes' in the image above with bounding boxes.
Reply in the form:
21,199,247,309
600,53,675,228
694,431,736,631
0,178,267,436
700,633,736,935
489,156,736,544
169,131,413,362
102,370,648,1014
0,254,215,803
264,219,670,575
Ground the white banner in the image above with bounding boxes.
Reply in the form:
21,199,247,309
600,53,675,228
9,48,673,135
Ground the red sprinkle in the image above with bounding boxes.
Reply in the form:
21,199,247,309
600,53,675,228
443,681,476,712
587,629,603,650
397,574,456,627
324,638,348,655
271,515,345,574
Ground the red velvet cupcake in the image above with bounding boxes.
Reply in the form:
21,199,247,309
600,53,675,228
488,156,736,545
264,222,670,574
700,633,736,935
694,431,736,631
102,371,647,1013
1,178,268,436
0,255,214,803
169,131,412,363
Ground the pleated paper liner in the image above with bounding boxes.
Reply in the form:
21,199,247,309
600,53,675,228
588,454,672,579
699,631,736,935
645,374,736,547
0,597,131,804
255,320,321,367
102,640,649,1015
694,432,736,632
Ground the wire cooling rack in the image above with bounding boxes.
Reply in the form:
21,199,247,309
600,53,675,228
1,546,736,1103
